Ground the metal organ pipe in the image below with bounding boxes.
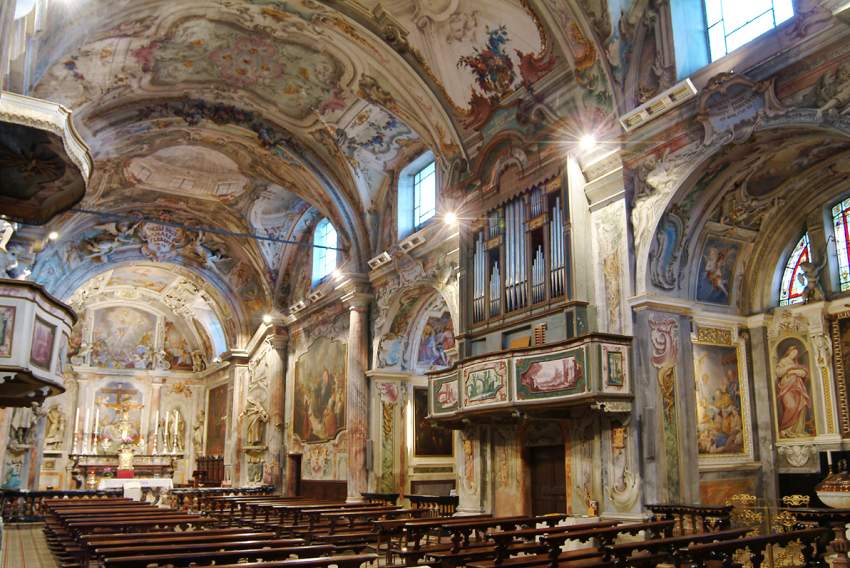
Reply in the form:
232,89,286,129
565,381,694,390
549,196,565,297
473,232,485,322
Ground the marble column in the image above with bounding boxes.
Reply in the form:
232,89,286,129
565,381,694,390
342,287,372,503
266,329,289,491
0,0,14,91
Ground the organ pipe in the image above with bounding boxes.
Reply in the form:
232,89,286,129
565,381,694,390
550,196,565,297
473,231,485,322
532,245,545,304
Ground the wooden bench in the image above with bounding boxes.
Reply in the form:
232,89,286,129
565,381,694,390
678,526,831,567
189,554,378,568
102,543,336,567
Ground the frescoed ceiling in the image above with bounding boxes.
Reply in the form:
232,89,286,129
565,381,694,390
8,0,615,342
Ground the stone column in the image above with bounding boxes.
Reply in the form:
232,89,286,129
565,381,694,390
266,329,289,491
342,286,372,503
26,405,47,490
0,0,14,91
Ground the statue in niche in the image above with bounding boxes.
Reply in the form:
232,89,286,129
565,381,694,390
9,407,36,448
193,409,205,453
191,352,207,372
240,398,269,447
45,406,66,450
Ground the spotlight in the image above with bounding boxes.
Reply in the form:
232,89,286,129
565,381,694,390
47,231,59,241
579,134,597,152
444,211,458,226
262,314,273,324
332,269,342,280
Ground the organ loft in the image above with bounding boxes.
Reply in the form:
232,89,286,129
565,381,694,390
1,0,850,566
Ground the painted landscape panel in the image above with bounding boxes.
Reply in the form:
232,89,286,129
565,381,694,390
515,348,586,400
432,373,459,414
462,360,507,407
294,337,347,443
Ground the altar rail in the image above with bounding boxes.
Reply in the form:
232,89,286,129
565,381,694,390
646,503,733,533
361,492,399,506
0,489,122,522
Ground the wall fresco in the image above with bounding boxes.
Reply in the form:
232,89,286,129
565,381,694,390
90,306,156,370
293,337,347,444
774,337,817,439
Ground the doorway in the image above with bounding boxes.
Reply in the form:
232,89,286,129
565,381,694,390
529,445,566,515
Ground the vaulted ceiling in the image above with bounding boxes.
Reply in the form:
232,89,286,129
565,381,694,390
12,0,614,344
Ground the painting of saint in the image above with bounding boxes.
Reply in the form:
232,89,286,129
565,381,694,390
0,306,14,358
695,237,739,304
774,338,817,439
693,343,746,455
30,317,55,370
294,337,347,443
417,311,455,369
206,383,229,456
413,388,453,457
90,306,156,369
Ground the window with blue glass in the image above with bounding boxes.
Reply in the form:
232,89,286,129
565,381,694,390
779,233,812,306
705,0,794,61
312,218,338,285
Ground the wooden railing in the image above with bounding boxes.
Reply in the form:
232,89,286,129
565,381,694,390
361,492,399,506
0,488,123,522
169,485,275,512
407,494,458,517
646,503,733,534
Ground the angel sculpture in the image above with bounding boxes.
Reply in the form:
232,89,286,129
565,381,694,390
799,255,828,303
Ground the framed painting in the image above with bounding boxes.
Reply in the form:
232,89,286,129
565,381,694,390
772,336,817,440
695,237,740,305
431,372,459,415
830,312,850,436
0,306,14,358
514,347,587,401
30,317,56,370
293,337,347,443
462,359,508,408
206,383,229,456
692,341,749,458
602,344,628,391
414,387,453,457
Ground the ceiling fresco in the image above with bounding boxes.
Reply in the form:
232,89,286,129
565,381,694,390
8,0,608,342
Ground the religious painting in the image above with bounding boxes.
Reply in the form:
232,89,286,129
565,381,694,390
163,320,193,370
462,359,508,408
695,237,739,305
30,317,55,370
414,388,453,457
90,306,156,369
293,337,347,443
514,348,587,400
693,343,747,456
206,383,229,456
95,381,143,453
431,372,459,415
416,311,455,369
773,337,817,439
0,306,15,358
699,477,758,506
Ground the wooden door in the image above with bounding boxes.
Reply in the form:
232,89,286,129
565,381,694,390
529,445,566,515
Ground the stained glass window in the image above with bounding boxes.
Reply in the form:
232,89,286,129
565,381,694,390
705,0,794,61
312,218,338,285
779,233,811,306
833,197,850,291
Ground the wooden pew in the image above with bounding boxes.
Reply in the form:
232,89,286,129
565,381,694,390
678,527,831,567
190,554,378,568
102,543,336,567
95,537,306,560
603,526,753,566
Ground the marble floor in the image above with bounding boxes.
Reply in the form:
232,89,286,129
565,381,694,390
1,524,56,568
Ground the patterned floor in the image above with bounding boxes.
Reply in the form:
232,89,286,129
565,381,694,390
1,524,57,568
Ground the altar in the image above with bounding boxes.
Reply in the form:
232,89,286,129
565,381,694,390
97,477,174,491
69,453,180,489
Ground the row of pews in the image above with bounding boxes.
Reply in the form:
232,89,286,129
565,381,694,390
38,490,850,568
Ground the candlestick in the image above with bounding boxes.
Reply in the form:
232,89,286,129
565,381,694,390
93,409,100,455
83,408,91,454
153,410,159,455
72,407,80,454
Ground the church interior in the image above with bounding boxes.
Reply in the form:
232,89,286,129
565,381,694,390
3,0,850,566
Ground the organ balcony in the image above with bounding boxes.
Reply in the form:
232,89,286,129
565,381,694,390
427,333,632,425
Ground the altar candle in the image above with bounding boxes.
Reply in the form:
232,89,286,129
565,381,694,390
164,411,169,441
94,409,100,436
173,410,178,437
153,410,159,438
84,408,91,451
73,407,80,452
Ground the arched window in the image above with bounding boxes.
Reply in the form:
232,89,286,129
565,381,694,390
779,233,812,306
832,197,850,291
312,218,338,285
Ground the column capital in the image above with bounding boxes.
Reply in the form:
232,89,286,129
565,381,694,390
336,273,371,306
266,327,290,351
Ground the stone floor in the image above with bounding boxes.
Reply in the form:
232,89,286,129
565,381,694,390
1,524,57,568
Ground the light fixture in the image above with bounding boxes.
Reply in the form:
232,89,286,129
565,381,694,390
579,134,597,152
444,211,458,226
332,269,342,280
262,314,273,324
47,231,59,241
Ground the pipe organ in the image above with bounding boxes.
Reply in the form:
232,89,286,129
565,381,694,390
470,179,569,324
